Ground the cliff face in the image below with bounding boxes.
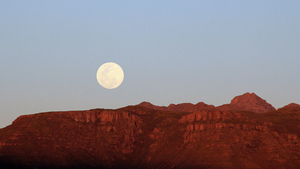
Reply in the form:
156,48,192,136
1,93,300,169
0,109,144,168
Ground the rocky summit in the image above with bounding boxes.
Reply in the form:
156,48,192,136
1,93,300,169
217,92,276,113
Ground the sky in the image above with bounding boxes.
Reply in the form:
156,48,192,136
1,1,300,128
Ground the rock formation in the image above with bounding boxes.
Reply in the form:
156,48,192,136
0,93,300,169
139,93,275,113
217,92,276,113
281,103,300,109
138,101,215,112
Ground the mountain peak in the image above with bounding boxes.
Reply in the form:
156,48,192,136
218,92,276,113
231,92,266,104
138,101,155,108
138,101,168,111
282,103,300,109
139,93,275,113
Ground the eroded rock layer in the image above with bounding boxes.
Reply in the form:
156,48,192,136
1,94,300,168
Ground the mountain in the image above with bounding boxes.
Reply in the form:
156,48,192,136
139,93,275,113
281,103,300,109
217,92,276,113
138,101,215,112
0,93,300,169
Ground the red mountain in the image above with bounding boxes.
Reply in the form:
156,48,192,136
281,103,300,109
138,101,215,112
0,93,300,169
217,92,276,113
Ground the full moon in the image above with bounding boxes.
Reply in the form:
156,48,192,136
96,62,124,89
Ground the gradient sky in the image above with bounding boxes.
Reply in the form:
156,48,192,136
1,1,300,128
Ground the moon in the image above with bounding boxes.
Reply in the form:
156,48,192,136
96,62,124,89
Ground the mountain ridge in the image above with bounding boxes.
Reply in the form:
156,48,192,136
138,92,276,113
1,92,300,169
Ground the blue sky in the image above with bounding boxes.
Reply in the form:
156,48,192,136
1,1,300,128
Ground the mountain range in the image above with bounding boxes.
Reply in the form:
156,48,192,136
1,92,300,169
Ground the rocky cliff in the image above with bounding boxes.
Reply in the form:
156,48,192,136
0,93,300,169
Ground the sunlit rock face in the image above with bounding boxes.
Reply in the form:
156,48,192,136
139,92,275,113
0,109,144,168
281,103,300,109
217,92,276,113
1,93,300,169
138,101,215,112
